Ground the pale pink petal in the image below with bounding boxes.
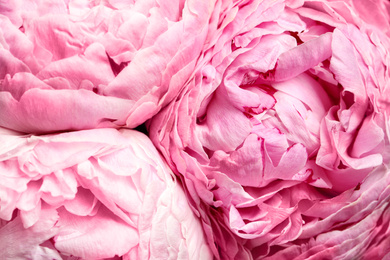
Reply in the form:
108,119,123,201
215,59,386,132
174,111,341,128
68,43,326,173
55,205,139,259
62,187,99,217
0,206,59,259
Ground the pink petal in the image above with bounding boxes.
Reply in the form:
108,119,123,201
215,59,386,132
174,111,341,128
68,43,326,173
0,88,134,133
210,134,263,187
54,206,139,259
0,206,59,259
197,89,252,152
264,143,308,181
63,187,99,217
272,32,333,82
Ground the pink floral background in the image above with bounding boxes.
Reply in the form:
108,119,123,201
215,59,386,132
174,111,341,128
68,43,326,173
0,0,390,259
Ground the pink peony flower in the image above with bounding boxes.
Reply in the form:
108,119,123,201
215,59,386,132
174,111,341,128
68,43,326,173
148,0,390,258
0,0,214,133
0,128,212,259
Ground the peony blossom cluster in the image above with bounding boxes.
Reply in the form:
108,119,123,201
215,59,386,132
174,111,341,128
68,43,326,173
0,0,213,133
0,128,212,259
1,0,390,259
149,0,390,259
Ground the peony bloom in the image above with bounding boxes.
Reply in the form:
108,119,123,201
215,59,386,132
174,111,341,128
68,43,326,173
148,0,390,259
0,0,214,133
0,128,212,259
